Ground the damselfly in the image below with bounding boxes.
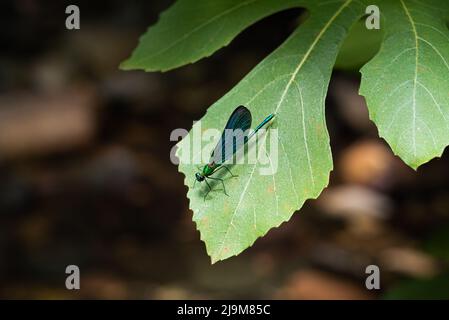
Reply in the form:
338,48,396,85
194,105,275,199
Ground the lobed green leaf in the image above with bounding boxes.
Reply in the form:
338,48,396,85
360,0,449,169
120,0,304,72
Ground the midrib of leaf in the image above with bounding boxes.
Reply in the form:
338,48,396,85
213,0,354,261
133,0,258,66
400,0,418,158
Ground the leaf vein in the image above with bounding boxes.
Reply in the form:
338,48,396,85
417,36,449,72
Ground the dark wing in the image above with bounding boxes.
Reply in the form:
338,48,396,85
210,105,252,164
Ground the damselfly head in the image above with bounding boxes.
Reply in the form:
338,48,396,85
195,172,205,182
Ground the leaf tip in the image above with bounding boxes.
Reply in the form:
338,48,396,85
118,59,135,71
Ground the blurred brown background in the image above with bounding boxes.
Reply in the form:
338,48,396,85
0,0,449,299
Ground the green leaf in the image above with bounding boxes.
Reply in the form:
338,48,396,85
120,0,303,72
360,0,449,169
176,0,365,263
